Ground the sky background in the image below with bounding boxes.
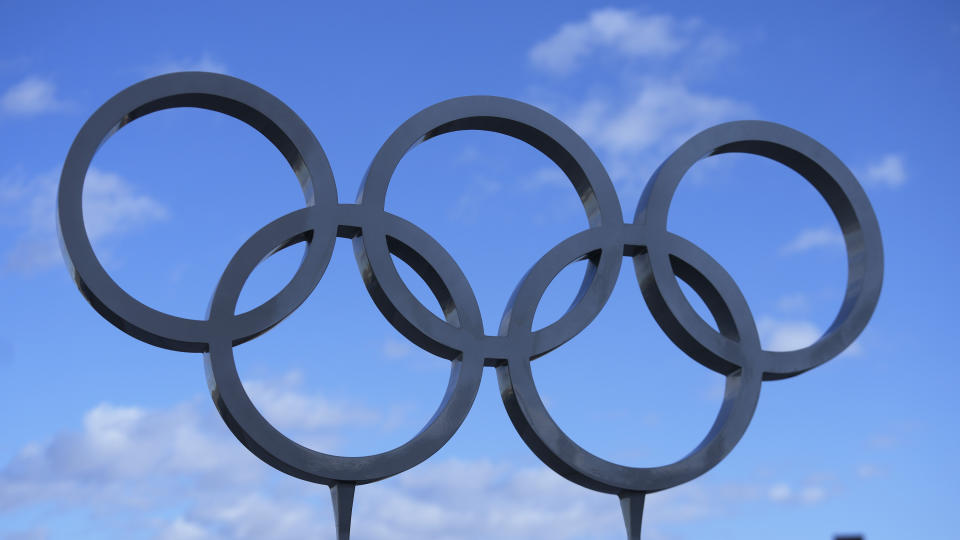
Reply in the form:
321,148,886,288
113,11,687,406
0,1,957,539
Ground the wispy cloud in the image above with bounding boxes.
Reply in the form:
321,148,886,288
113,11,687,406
447,177,502,223
0,169,168,274
776,292,809,313
244,370,378,431
530,9,686,74
757,315,862,356
766,482,828,505
856,464,883,479
520,167,567,191
0,371,375,511
0,382,808,539
146,53,228,76
0,401,256,512
570,80,749,157
780,225,844,255
0,388,618,539
868,434,898,449
381,337,413,359
526,9,749,200
863,153,906,188
0,77,66,116
758,316,821,351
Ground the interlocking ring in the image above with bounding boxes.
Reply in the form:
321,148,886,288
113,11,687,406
58,72,883,532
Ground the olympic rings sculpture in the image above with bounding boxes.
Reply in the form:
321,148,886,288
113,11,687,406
58,72,883,539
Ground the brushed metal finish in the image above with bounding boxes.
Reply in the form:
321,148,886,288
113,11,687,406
58,72,883,539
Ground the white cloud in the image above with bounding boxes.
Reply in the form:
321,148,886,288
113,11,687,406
156,518,210,540
448,178,501,223
243,370,378,431
0,168,168,274
856,464,882,479
530,9,686,74
146,53,228,76
0,371,378,513
798,485,826,504
0,77,65,116
379,337,447,374
863,153,906,188
521,167,567,191
776,292,809,313
0,380,797,539
0,391,621,539
572,81,749,157
0,400,257,511
525,10,749,200
757,315,862,356
147,462,622,540
767,482,791,502
780,225,844,255
842,340,864,357
758,316,821,351
542,79,751,202
80,169,169,239
356,464,619,540
190,494,320,540
767,481,829,505
381,337,413,359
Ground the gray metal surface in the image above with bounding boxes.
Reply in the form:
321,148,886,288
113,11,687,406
57,72,883,539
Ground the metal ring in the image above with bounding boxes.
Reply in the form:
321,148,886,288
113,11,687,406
59,76,884,502
497,225,764,493
204,203,484,484
57,72,338,352
635,121,884,379
354,96,624,361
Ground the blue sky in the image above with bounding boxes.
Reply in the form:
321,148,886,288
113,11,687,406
0,1,957,539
